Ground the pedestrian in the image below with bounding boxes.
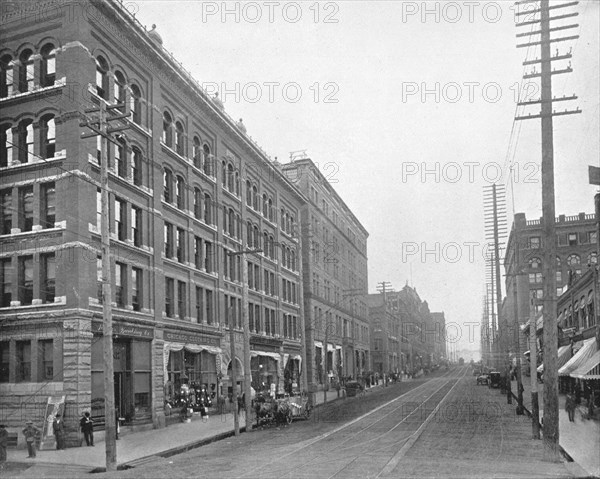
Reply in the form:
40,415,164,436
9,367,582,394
79,412,94,446
0,424,8,466
52,413,66,450
22,420,40,458
565,394,575,422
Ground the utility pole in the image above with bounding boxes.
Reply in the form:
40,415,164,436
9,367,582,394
530,296,541,440
227,248,262,432
80,101,129,472
510,213,525,413
228,306,240,436
515,0,581,459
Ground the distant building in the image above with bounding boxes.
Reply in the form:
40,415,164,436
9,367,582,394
367,292,401,374
282,158,369,389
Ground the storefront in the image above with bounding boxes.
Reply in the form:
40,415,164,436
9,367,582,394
90,322,154,425
283,354,302,394
251,351,281,396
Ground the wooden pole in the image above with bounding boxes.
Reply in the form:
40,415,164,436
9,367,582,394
229,306,239,436
530,298,540,439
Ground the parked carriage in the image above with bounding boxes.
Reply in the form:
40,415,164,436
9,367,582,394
254,392,312,426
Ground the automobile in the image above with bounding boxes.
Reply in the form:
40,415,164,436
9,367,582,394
345,381,364,397
473,368,482,376
476,374,489,385
488,371,501,388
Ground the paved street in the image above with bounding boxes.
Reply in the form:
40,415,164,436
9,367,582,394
84,367,580,479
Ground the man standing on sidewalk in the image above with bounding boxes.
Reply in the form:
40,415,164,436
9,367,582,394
80,412,94,446
22,420,40,458
565,394,575,422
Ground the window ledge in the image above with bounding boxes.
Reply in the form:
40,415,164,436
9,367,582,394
2,297,65,310
0,77,67,104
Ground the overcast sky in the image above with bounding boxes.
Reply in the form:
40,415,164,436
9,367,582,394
131,1,600,356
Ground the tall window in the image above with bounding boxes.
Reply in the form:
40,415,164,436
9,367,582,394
0,55,14,98
206,289,213,324
115,198,126,241
177,281,186,319
193,137,201,168
194,236,203,269
175,121,184,155
195,286,203,323
0,124,13,167
95,56,109,100
163,168,173,203
19,256,33,305
164,222,173,258
132,267,142,311
165,277,174,317
176,228,185,263
162,112,173,147
204,193,212,224
18,120,34,163
194,188,202,219
0,258,11,307
204,241,213,272
113,71,126,110
41,253,55,303
131,205,142,247
130,84,141,124
132,147,142,186
115,138,126,178
115,262,125,307
203,144,211,176
19,50,34,93
1,189,12,234
19,186,33,232
40,115,56,159
176,176,185,209
38,339,54,381
16,340,31,382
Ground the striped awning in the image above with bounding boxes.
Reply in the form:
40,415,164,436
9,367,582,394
570,350,600,380
537,345,571,373
559,338,597,376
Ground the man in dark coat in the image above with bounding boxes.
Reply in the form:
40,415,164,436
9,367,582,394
52,413,66,450
80,412,94,446
0,424,8,465
22,420,40,458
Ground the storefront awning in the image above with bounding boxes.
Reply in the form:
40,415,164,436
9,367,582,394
251,351,281,361
559,338,597,376
314,340,323,349
570,350,600,380
537,345,571,373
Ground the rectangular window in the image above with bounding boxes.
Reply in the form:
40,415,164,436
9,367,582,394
38,339,54,381
132,267,142,311
16,340,31,382
115,141,126,178
19,186,33,232
177,228,185,263
194,237,203,269
0,341,9,382
195,286,203,323
19,256,33,305
131,205,142,247
205,241,213,272
41,253,55,304
568,233,577,246
164,223,173,258
40,182,56,229
0,189,12,235
206,289,213,324
115,262,126,307
0,258,11,307
165,277,174,317
132,149,142,186
115,198,126,241
529,273,542,284
590,231,598,244
177,281,186,319
528,236,540,249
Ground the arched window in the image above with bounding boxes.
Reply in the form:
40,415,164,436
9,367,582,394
291,250,296,271
95,55,109,100
163,168,173,203
17,119,34,163
193,137,201,169
0,55,14,98
175,121,184,155
252,185,258,210
263,232,269,255
567,254,581,266
39,114,56,159
235,171,240,196
176,175,185,209
246,221,253,247
262,194,268,217
131,147,142,186
115,137,126,177
194,188,202,219
588,252,598,265
130,84,142,125
253,225,260,249
221,161,227,188
19,49,34,93
529,257,542,269
228,208,235,236
0,124,13,167
114,70,126,110
40,44,56,87
202,144,211,176
203,193,212,224
268,235,274,259
227,163,234,192
246,180,252,206
162,111,173,147
268,198,273,222
235,214,241,239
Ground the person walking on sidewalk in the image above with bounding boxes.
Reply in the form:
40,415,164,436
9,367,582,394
22,420,40,458
565,394,576,422
0,424,8,466
80,412,94,446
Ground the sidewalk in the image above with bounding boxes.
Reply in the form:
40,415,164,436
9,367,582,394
512,378,600,478
5,410,247,474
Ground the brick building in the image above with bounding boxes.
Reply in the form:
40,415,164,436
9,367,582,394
367,292,402,374
0,0,306,441
504,212,598,364
281,158,369,390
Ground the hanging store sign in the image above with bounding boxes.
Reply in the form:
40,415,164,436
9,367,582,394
164,330,220,347
92,321,153,339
